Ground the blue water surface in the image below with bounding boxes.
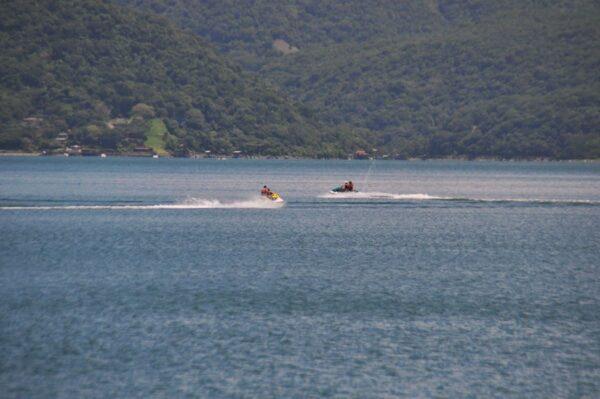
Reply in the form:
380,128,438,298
0,157,599,398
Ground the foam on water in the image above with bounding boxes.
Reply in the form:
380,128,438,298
319,191,600,205
1,193,598,210
450,197,600,205
0,196,285,210
319,191,443,200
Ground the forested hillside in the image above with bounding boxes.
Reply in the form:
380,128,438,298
1,0,598,158
0,0,327,156
118,0,442,69
119,0,600,158
266,6,600,158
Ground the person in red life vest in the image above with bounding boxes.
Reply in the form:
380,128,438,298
342,181,354,191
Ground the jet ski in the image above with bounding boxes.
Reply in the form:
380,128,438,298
329,187,358,194
330,182,358,194
264,192,284,203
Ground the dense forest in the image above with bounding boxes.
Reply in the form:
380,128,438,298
265,5,600,158
0,0,331,156
119,0,600,159
1,0,599,158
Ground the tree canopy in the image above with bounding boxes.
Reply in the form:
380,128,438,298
120,0,600,159
1,0,598,159
0,0,327,156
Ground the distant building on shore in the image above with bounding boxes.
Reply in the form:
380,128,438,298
55,132,68,144
354,150,368,159
66,145,82,155
132,146,155,156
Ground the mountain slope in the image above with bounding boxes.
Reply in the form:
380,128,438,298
265,4,600,158
118,0,443,69
0,0,325,155
119,0,600,158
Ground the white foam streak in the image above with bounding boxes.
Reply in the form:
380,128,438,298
319,192,443,200
465,197,599,205
319,192,599,204
1,194,597,210
0,197,285,210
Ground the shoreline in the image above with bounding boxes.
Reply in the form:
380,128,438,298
0,151,597,162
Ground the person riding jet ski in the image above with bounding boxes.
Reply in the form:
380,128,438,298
331,180,356,193
260,185,284,202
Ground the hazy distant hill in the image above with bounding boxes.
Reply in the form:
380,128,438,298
119,0,600,158
0,0,327,156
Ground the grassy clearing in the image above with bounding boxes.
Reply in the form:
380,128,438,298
145,118,169,156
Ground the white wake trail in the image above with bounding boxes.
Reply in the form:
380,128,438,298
319,192,444,200
319,191,599,205
0,197,285,210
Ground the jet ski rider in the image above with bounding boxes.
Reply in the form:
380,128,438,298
261,185,271,196
344,181,354,192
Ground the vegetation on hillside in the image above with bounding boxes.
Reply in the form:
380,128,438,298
119,0,600,159
265,6,600,158
1,0,598,158
144,119,169,156
118,0,442,69
0,0,327,156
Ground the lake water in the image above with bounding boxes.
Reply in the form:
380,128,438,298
1,157,599,398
